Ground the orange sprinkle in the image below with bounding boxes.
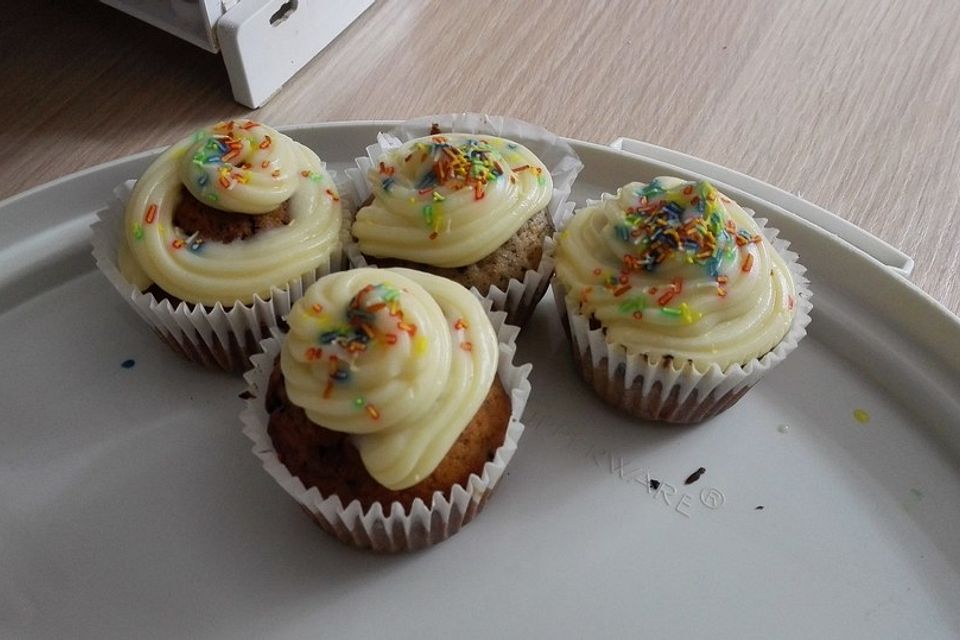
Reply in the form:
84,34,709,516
366,405,381,420
305,347,323,360
218,175,231,189
673,278,683,294
323,381,333,399
171,239,184,250
717,287,727,297
379,161,395,176
454,318,469,330
648,287,658,295
259,135,272,149
461,342,473,352
593,268,603,276
261,160,270,169
614,285,631,297
241,121,258,130
717,275,729,284
579,288,591,303
398,321,417,336
272,170,281,178
311,303,323,314
632,311,643,319
300,170,311,178
144,204,157,224
429,232,439,240
657,290,676,306
742,253,754,273
325,188,340,202
384,333,398,345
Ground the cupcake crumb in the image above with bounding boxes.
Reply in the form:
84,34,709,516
684,467,706,485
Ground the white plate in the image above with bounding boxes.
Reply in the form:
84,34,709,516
1,123,959,640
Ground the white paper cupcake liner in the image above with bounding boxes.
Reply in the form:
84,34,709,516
344,113,583,327
551,204,813,424
240,303,532,552
90,181,347,373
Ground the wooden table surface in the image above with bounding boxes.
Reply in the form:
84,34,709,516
3,1,959,316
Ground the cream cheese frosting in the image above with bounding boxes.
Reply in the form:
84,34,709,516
352,134,552,268
280,268,499,490
118,119,342,306
554,177,797,371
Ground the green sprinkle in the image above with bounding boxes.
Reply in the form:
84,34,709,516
660,307,682,317
354,396,365,408
132,223,144,241
422,204,434,225
309,172,322,182
432,191,445,202
618,296,647,313
206,193,219,202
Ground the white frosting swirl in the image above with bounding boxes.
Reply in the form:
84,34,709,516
118,119,342,306
352,134,552,268
280,268,499,490
554,178,797,370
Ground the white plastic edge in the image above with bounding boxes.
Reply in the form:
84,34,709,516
217,0,375,108
609,137,914,278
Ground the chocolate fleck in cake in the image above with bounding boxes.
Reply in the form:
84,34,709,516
552,177,812,424
93,118,344,371
352,122,579,327
244,267,530,552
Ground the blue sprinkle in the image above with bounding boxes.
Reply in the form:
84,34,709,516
332,369,350,381
121,359,136,369
319,331,341,344
416,171,438,190
197,174,209,187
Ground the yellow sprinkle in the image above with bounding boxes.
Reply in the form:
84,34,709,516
409,197,416,204
679,302,701,325
853,409,870,424
414,335,428,355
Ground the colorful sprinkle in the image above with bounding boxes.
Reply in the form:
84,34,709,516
144,204,157,224
121,359,135,369
853,409,870,424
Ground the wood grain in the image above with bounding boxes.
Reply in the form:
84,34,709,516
2,0,958,315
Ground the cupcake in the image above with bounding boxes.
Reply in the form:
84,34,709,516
241,267,531,552
553,177,812,423
348,114,582,327
91,118,345,371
